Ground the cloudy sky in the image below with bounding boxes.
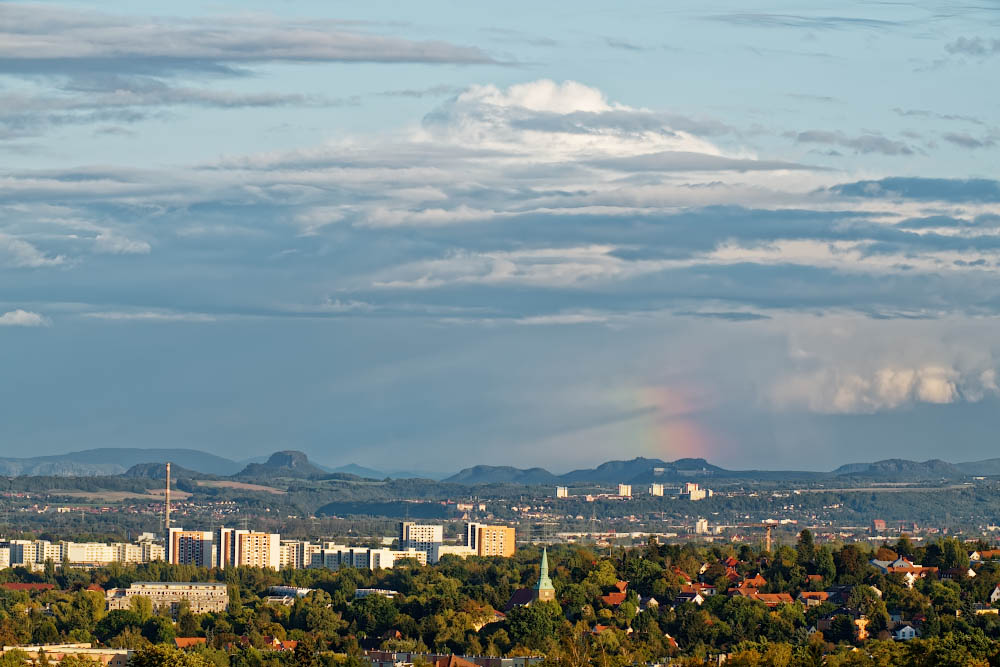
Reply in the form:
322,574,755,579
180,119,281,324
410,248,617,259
2,1,1000,473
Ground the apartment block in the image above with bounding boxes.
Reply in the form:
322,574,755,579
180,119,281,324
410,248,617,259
398,522,443,562
167,529,214,567
309,545,427,571
466,523,516,558
214,528,280,570
555,486,569,498
106,581,228,616
650,483,664,497
617,484,632,497
279,540,321,569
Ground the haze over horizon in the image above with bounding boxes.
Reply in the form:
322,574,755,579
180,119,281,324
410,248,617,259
2,1,1000,472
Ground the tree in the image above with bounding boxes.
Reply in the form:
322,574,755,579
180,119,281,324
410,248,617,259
506,601,563,651
829,615,857,643
835,545,869,585
142,615,176,645
815,547,836,582
95,609,143,643
0,650,29,667
130,595,153,623
130,645,216,667
797,530,816,567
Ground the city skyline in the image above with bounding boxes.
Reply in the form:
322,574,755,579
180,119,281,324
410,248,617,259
2,1,1000,471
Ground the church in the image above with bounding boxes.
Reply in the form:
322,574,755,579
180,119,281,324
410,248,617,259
504,548,555,610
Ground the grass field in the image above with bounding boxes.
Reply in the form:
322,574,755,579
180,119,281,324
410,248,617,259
195,480,286,494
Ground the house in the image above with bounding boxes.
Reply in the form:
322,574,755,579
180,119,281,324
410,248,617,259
600,581,628,607
174,638,207,650
731,590,793,608
806,574,824,585
638,595,659,612
870,558,937,588
797,591,830,607
671,566,693,585
741,573,767,589
262,636,299,652
940,568,976,581
673,591,705,606
970,549,1000,562
681,583,716,597
990,585,1000,604
893,624,918,641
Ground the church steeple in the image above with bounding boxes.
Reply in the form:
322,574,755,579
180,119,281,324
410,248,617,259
533,548,555,601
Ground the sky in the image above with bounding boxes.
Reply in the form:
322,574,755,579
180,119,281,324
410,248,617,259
2,1,1000,473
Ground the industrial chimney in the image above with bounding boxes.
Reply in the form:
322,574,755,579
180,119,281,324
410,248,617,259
165,462,171,535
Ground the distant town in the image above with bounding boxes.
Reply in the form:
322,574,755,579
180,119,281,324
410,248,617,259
0,453,999,664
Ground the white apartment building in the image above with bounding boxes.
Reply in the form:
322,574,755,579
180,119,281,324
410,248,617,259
650,483,665,497
0,539,164,569
398,522,443,562
555,486,569,498
681,482,713,501
309,545,427,571
617,484,632,497
279,540,322,569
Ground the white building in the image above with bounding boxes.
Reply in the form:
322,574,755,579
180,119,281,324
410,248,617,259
681,483,712,501
279,540,322,569
617,484,632,498
555,486,569,498
650,483,664,497
695,518,709,534
309,545,427,571
399,522,443,562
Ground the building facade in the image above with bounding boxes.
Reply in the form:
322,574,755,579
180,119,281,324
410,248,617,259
106,582,229,616
167,529,214,567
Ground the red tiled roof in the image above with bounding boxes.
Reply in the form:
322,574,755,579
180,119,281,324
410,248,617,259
175,638,207,649
1,583,55,592
601,592,627,606
798,592,830,601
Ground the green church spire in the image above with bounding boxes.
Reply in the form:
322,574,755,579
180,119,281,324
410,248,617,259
534,548,554,592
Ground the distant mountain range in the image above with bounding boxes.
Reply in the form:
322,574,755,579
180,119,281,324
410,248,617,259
442,456,1000,485
0,448,244,477
1,447,999,485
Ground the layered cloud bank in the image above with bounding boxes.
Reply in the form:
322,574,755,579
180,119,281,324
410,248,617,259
3,73,1000,468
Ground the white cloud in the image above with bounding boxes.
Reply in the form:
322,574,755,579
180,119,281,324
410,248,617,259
94,232,151,255
0,233,65,268
82,310,216,322
769,363,997,414
0,309,49,327
419,79,726,159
